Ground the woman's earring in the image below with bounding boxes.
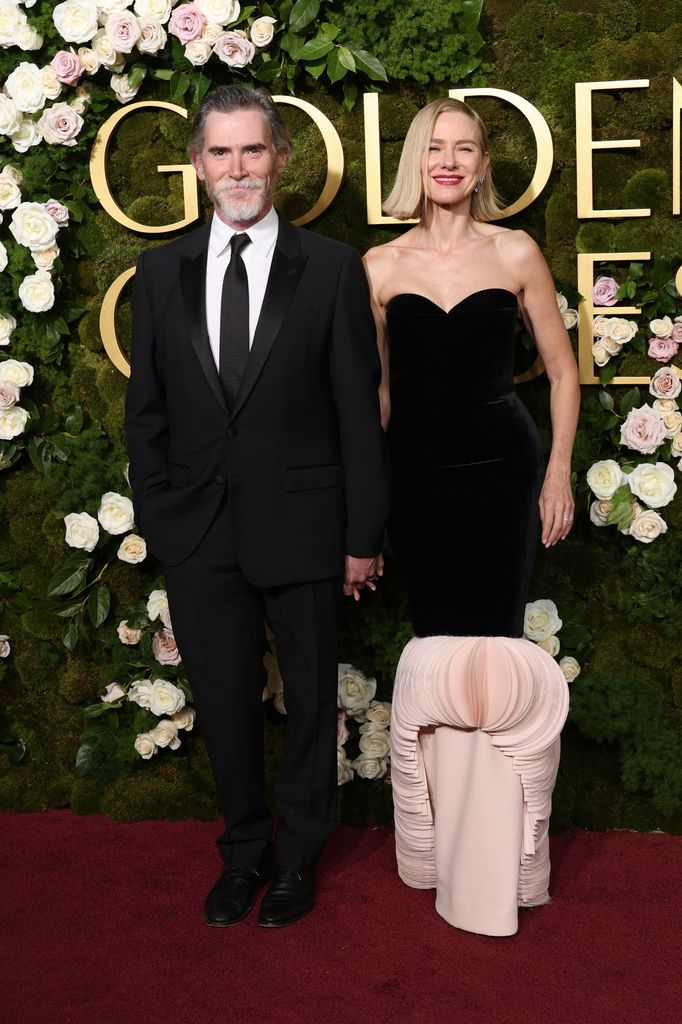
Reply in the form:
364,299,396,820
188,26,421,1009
473,176,486,194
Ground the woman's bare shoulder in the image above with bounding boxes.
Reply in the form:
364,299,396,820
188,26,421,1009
493,227,542,260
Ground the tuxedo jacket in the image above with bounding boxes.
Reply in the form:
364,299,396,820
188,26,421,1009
125,215,390,586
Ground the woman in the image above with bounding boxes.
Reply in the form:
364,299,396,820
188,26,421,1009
364,99,579,936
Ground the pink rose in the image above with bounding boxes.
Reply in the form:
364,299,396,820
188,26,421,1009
213,30,255,67
0,381,19,409
152,628,182,666
337,710,349,746
101,682,125,703
105,12,141,54
0,634,10,658
168,3,205,43
117,620,143,645
38,102,84,146
648,336,679,363
44,198,69,226
592,275,619,306
620,404,666,454
51,49,84,86
649,366,682,400
672,322,682,343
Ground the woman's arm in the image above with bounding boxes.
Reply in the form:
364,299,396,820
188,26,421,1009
363,248,391,430
511,232,580,548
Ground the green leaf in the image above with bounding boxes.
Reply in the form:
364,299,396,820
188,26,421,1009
599,361,618,386
350,48,388,82
63,622,79,651
289,0,320,34
598,390,615,412
153,69,173,81
337,46,356,73
255,59,282,84
606,483,635,528
88,585,111,628
602,414,620,430
83,701,121,719
319,21,340,40
298,37,334,60
304,58,327,79
0,738,26,765
628,262,644,279
75,740,99,776
27,437,47,475
65,408,84,434
560,622,592,651
619,386,641,417
47,560,90,598
326,47,348,83
54,601,83,619
342,79,358,111
460,0,484,33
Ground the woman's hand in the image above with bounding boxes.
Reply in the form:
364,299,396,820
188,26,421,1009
539,469,575,547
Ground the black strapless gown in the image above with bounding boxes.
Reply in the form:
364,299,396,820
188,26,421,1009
386,288,545,638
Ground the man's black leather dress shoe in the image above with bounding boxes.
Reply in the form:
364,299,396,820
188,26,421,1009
204,865,267,927
257,868,315,928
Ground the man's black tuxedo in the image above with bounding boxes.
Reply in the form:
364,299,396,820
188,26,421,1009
125,214,389,871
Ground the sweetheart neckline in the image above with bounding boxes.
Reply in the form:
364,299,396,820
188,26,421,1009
385,287,518,316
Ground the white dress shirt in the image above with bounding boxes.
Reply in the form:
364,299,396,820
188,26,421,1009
205,205,279,369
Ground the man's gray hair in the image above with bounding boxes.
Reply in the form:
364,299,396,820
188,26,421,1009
188,86,292,158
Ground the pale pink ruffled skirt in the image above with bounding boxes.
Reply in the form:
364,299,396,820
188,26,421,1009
390,635,570,936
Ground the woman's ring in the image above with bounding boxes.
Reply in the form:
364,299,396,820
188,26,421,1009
563,516,572,522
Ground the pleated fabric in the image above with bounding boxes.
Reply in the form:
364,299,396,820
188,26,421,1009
390,635,570,936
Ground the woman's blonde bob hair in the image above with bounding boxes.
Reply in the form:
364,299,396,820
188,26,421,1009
383,98,504,222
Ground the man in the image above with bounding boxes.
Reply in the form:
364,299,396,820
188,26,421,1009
125,86,389,929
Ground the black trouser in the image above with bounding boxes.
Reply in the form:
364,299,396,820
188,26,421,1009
163,499,341,871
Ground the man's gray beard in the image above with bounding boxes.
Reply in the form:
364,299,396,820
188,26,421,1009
210,180,271,225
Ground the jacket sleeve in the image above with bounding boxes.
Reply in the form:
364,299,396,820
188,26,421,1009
124,252,170,532
330,246,390,557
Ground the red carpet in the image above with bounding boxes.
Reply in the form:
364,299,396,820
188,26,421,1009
2,811,680,1024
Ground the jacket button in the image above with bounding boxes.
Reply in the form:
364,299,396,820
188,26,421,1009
214,474,225,485
227,427,239,439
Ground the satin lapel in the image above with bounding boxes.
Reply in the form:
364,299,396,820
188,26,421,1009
180,229,227,415
230,219,307,422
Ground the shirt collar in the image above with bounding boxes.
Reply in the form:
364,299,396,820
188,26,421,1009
209,205,279,259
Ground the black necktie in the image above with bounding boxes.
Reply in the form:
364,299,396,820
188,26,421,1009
219,232,251,408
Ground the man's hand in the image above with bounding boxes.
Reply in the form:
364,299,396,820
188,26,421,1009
343,553,384,601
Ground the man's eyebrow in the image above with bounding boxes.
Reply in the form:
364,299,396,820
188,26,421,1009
207,142,268,152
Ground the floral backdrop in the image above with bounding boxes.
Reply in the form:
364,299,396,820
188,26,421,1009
0,0,680,832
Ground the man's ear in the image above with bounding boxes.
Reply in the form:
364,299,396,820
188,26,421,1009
276,148,289,176
191,151,206,182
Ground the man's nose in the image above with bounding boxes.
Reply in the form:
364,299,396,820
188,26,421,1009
229,155,247,178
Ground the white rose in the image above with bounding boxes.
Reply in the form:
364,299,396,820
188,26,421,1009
146,588,169,623
250,15,276,47
150,719,181,749
592,341,609,367
110,73,141,104
0,242,6,273
627,462,677,509
31,246,60,271
97,491,134,534
1,165,22,185
4,63,45,114
0,634,10,658
184,39,212,64
604,317,638,344
101,681,125,702
0,176,22,211
0,1,27,47
338,746,354,786
128,678,153,707
10,118,43,153
117,620,143,644
589,498,612,526
53,0,99,43
628,509,668,544
99,0,136,12
10,202,59,251
134,731,158,759
117,533,147,563
70,88,90,115
45,198,70,226
561,308,578,330
352,754,388,780
559,656,581,682
537,635,560,657
172,706,196,731
18,270,55,313
105,11,141,52
91,28,120,66
360,699,391,729
602,336,622,357
151,628,181,666
201,21,223,42
586,459,625,500
661,410,682,437
358,728,390,760
649,366,682,400
77,46,101,74
137,16,167,53
651,398,677,414
0,405,29,440
0,359,34,387
0,96,21,138
213,30,255,67
649,316,674,338
618,499,643,535
63,510,99,551
0,381,19,408
40,66,63,101
671,433,682,457
38,102,84,146
337,663,377,716
17,25,43,51
523,598,562,642
134,0,172,21
0,314,17,345
195,0,240,26
592,315,611,338
148,678,186,716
